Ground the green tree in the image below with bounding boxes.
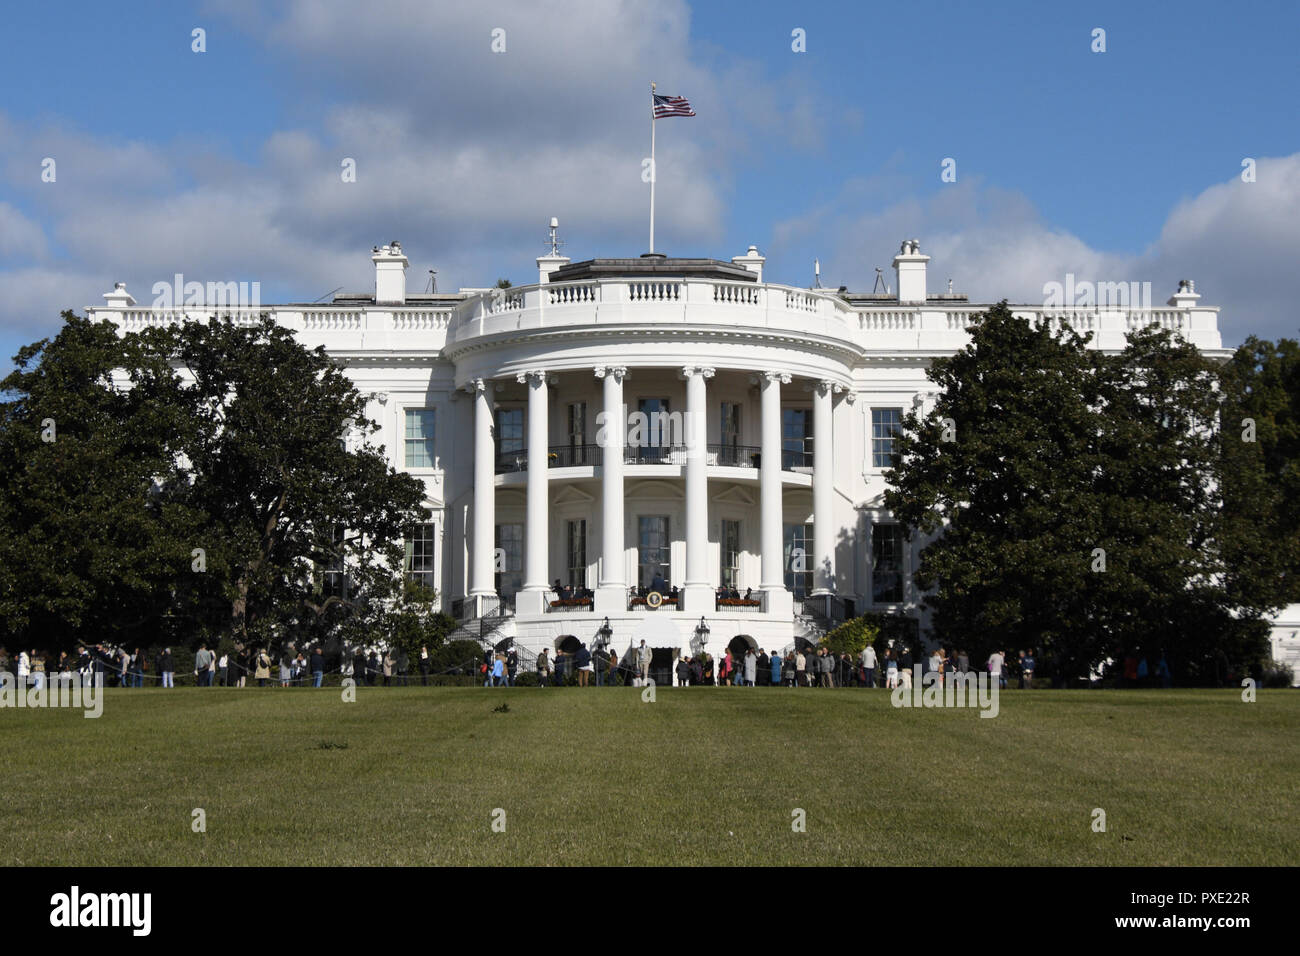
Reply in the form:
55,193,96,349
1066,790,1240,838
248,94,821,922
0,314,203,647
146,316,431,646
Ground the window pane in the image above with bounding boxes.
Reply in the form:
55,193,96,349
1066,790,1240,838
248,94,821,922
496,408,524,454
404,523,436,593
567,519,587,589
783,522,813,598
720,519,741,590
637,516,670,590
404,408,435,468
872,408,903,469
872,522,905,603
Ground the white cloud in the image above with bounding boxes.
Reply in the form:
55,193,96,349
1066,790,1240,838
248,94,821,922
772,156,1300,345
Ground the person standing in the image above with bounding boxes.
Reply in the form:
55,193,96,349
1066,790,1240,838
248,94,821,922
676,656,690,687
957,649,970,674
575,643,592,687
506,648,518,688
16,649,30,688
159,647,175,688
254,648,271,687
537,648,550,687
988,649,1004,690
194,643,214,687
1022,650,1035,689
608,648,620,686
419,646,431,686
861,643,878,688
795,648,806,687
491,654,506,687
885,649,899,689
637,640,652,684
310,647,325,688
743,648,757,687
30,652,46,691
381,649,393,687
217,651,229,687
769,650,781,687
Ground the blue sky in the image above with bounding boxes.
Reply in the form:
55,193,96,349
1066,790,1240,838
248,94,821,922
2,0,1298,367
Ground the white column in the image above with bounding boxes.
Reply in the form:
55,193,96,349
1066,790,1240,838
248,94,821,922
812,380,836,596
759,371,792,616
682,365,715,613
517,369,549,613
468,378,495,614
595,366,627,614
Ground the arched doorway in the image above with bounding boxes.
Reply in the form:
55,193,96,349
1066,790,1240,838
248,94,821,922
554,635,581,654
728,634,757,657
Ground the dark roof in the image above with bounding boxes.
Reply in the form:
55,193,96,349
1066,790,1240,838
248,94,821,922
547,255,757,283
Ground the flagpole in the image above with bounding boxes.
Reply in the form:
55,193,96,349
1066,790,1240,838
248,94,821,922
649,81,656,254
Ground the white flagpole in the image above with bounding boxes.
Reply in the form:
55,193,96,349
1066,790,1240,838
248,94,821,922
649,81,656,254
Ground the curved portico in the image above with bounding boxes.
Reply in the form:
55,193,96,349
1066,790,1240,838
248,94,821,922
449,258,856,627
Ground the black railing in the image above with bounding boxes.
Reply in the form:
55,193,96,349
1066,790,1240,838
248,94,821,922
709,443,761,467
495,449,528,474
549,444,602,467
497,443,811,473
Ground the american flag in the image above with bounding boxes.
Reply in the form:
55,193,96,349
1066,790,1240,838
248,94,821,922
652,92,696,118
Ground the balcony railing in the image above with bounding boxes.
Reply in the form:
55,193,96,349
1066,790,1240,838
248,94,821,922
497,442,818,474
709,443,760,467
550,444,603,468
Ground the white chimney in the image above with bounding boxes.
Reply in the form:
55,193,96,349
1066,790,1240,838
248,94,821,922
537,217,569,284
1167,279,1201,308
101,281,136,309
892,238,929,304
731,245,765,281
372,241,409,305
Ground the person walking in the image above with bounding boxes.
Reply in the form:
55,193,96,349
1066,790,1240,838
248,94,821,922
491,654,506,687
310,647,325,688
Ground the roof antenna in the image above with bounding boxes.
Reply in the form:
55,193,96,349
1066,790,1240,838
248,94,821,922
546,217,564,256
873,268,890,295
426,269,437,294
312,286,343,304
813,258,822,289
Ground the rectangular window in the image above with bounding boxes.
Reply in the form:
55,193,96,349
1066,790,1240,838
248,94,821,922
566,519,587,589
496,407,524,453
404,408,436,468
637,515,671,591
782,408,811,468
634,398,673,463
720,519,741,591
719,402,744,466
783,522,814,598
568,402,590,465
872,522,905,604
404,523,436,594
495,523,523,599
872,407,903,469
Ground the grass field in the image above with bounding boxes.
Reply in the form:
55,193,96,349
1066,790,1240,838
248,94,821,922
1,685,1296,866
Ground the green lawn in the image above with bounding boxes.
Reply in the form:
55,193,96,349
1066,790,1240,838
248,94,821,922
1,686,1295,866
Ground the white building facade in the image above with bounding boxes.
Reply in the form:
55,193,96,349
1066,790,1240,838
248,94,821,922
91,233,1247,672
